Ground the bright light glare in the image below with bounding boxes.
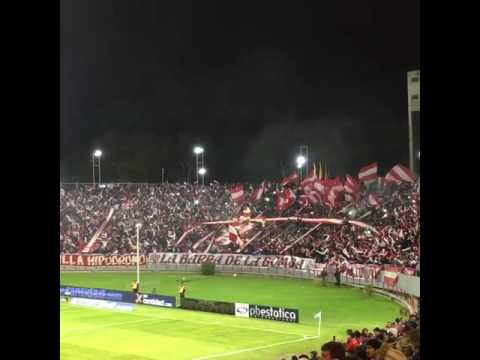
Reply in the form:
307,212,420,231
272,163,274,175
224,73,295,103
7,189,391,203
296,155,306,167
93,150,102,157
193,146,204,155
198,167,207,175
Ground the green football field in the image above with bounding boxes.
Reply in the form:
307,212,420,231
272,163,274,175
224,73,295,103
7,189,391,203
60,272,401,360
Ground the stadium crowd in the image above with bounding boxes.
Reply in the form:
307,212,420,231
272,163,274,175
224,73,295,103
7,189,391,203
60,177,419,269
282,313,419,360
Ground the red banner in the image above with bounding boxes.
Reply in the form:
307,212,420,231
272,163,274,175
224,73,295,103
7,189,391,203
383,265,400,287
60,254,146,266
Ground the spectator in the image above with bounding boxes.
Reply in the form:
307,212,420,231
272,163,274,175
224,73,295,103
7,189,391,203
365,339,382,359
321,341,346,360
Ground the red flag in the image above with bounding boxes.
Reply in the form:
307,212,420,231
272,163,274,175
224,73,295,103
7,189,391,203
345,175,360,194
230,184,245,204
281,171,299,186
276,188,296,212
385,164,417,184
358,163,378,185
383,265,399,287
251,181,267,202
368,194,383,208
301,167,317,187
299,192,322,206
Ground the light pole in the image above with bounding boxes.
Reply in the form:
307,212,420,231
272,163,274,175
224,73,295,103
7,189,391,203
296,155,306,181
92,149,102,185
193,146,204,184
198,167,207,186
135,221,143,284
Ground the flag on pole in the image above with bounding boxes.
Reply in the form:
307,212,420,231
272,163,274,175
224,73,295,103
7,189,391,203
358,162,378,185
385,164,417,184
230,184,245,204
281,171,299,186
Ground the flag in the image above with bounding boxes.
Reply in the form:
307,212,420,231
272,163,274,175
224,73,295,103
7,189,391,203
81,208,115,253
281,171,299,186
276,188,296,212
252,181,267,202
368,194,383,208
383,266,399,287
385,164,417,184
299,192,322,206
230,184,245,204
301,167,317,186
228,225,240,243
377,176,385,189
358,163,378,185
345,175,360,194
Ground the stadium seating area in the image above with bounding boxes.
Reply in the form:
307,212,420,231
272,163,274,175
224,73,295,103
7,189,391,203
285,314,419,360
60,179,419,268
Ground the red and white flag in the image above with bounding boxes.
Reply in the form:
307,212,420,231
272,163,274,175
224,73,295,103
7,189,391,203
299,192,322,206
251,181,267,202
313,179,328,194
276,188,297,212
368,194,383,208
301,167,317,187
281,171,299,186
385,164,417,184
358,163,378,185
345,175,360,194
327,187,342,208
383,265,399,287
230,184,245,204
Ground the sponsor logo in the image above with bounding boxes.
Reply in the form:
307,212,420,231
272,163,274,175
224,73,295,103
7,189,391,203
248,304,299,323
235,303,250,318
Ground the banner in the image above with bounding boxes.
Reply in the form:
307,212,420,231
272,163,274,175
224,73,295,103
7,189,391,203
148,253,314,270
383,265,400,287
181,297,235,315
60,254,147,266
60,285,176,308
247,304,299,323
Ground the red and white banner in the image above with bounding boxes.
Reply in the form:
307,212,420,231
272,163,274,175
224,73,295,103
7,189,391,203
230,184,245,204
383,265,400,287
299,192,322,206
276,188,297,212
60,254,146,266
301,168,317,187
358,163,378,185
385,164,417,184
148,252,315,270
281,171,299,186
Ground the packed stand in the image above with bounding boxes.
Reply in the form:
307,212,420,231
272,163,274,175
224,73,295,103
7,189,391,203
60,174,419,269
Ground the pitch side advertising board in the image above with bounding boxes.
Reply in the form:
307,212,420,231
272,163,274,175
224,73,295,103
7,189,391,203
60,285,176,308
234,303,299,323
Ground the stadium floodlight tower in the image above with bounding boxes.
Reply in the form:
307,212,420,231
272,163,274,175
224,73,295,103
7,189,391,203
135,221,143,284
92,149,102,186
193,146,205,185
296,155,306,180
198,167,207,186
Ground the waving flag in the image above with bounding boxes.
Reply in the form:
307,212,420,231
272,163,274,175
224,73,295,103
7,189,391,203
385,164,417,184
358,163,378,185
230,184,245,204
276,188,296,212
252,181,267,202
281,171,299,186
345,175,360,194
368,194,383,208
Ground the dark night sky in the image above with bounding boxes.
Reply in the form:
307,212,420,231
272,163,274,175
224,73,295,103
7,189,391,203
60,0,419,183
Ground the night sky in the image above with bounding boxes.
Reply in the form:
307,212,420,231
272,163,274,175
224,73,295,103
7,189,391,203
61,0,419,183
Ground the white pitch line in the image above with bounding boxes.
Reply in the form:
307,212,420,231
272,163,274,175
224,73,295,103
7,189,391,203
192,335,319,360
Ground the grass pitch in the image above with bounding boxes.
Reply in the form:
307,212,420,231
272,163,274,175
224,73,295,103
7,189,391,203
60,272,401,359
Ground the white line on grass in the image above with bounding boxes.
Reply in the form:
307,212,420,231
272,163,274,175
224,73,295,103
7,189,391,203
192,335,319,360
